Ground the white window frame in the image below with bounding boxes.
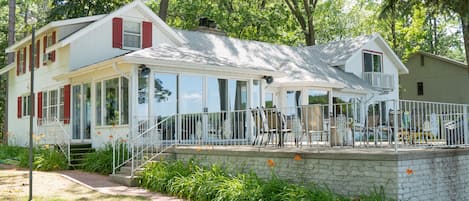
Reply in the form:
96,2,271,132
95,76,129,126
122,20,142,50
42,88,64,121
22,95,31,117
363,51,383,73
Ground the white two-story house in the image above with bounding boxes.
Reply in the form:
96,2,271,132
1,0,408,149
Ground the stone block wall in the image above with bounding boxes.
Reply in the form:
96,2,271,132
172,148,469,201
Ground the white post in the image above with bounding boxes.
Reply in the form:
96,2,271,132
394,99,399,153
247,79,253,143
464,105,468,145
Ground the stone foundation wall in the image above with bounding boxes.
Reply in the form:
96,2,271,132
172,148,469,201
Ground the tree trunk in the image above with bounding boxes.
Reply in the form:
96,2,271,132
159,0,169,22
4,0,16,144
462,15,469,74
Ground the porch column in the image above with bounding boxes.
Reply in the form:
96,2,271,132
130,65,139,140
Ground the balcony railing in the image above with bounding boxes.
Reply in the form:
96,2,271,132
362,72,394,90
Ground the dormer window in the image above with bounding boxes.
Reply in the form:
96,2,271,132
363,51,382,73
123,21,141,49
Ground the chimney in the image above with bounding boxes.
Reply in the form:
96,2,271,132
194,17,226,36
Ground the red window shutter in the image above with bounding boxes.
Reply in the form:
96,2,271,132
142,21,152,48
63,85,71,124
37,92,43,119
29,44,32,71
36,40,40,68
16,51,20,76
51,31,56,62
17,96,22,119
112,18,123,49
43,36,47,65
22,48,26,73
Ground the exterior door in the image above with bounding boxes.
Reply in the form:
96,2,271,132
72,83,92,142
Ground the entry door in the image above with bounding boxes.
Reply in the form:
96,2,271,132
72,84,92,142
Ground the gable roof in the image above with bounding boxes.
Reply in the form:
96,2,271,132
56,0,186,48
5,15,105,53
307,33,409,74
171,29,375,92
412,52,468,69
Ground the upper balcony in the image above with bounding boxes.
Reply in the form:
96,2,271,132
362,72,394,91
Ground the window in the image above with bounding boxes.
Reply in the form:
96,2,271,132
42,88,65,120
265,92,273,108
22,95,31,117
95,77,129,126
43,34,53,62
363,52,382,73
252,80,262,108
417,82,424,96
123,21,141,49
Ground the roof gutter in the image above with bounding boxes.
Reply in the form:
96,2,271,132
112,62,130,79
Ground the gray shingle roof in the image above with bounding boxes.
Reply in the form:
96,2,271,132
126,29,376,92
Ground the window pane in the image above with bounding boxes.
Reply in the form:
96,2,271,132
265,92,273,108
207,77,222,112
43,92,48,119
180,75,203,113
229,80,247,110
121,77,129,125
124,22,140,34
59,88,64,121
308,90,328,105
373,54,381,72
83,84,91,139
364,53,373,72
72,85,81,139
96,83,102,126
138,68,149,117
105,78,119,125
154,73,177,117
50,90,58,119
252,80,261,108
123,34,141,48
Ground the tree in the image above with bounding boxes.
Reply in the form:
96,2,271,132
158,0,169,22
47,0,132,22
284,0,318,46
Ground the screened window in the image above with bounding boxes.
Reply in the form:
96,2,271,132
364,52,382,73
123,21,141,49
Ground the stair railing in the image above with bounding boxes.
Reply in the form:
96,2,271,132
37,117,71,165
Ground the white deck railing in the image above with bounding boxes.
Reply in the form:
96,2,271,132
363,72,394,90
112,100,469,177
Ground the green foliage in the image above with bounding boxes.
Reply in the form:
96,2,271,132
18,146,68,171
81,143,118,175
0,144,25,160
140,160,391,201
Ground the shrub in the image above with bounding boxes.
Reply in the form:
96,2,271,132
0,144,26,160
81,143,114,175
18,146,68,171
139,160,391,201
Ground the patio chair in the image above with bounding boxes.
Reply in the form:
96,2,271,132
251,107,290,146
301,105,324,146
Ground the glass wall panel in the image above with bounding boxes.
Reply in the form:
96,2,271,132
138,68,149,117
252,80,261,108
154,73,177,117
286,90,302,116
95,83,102,126
308,90,328,105
180,75,203,114
83,83,91,139
72,85,81,139
121,78,129,125
229,80,247,111
105,78,119,125
265,92,273,108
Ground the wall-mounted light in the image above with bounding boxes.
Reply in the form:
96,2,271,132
263,76,274,84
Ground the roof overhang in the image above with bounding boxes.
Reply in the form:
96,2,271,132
0,63,15,76
55,55,285,81
5,15,105,53
417,52,468,69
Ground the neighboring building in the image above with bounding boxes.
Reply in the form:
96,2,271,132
1,0,408,148
400,52,469,104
